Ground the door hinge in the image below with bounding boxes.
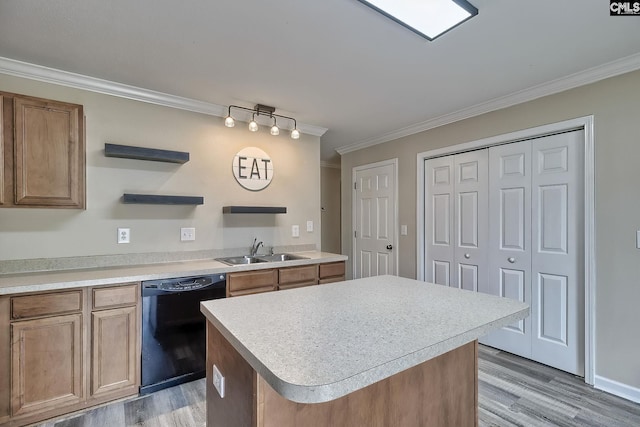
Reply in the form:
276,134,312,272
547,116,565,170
354,230,357,238
354,182,357,190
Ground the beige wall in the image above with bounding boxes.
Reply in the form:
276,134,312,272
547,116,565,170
0,74,321,260
341,69,640,390
320,166,341,254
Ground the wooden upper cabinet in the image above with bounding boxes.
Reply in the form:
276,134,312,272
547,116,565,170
1,91,85,209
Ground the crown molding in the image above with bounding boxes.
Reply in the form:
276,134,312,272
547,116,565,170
337,52,640,155
0,56,328,137
320,161,341,169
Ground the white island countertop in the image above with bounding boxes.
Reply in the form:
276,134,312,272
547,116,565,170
200,274,529,404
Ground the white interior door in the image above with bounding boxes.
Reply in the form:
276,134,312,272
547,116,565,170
531,131,584,376
353,162,396,279
482,140,533,358
424,156,454,286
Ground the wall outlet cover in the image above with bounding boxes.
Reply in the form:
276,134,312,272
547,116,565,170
292,225,300,238
117,228,130,244
181,227,196,241
306,220,313,232
212,364,225,398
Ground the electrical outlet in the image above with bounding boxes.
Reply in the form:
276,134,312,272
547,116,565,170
306,220,313,232
117,228,130,244
401,225,408,236
181,227,196,241
292,225,300,238
212,364,225,398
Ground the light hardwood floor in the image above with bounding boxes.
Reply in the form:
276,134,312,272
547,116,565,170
34,346,640,427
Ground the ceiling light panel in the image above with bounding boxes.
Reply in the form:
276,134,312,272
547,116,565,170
358,0,477,40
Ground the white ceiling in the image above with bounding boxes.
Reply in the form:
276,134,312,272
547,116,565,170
1,1,639,163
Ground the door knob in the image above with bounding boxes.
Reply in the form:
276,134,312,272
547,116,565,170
386,244,393,250
507,257,516,263
464,253,471,259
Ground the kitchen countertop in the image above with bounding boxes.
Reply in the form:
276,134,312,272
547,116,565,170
0,251,347,295
200,274,529,404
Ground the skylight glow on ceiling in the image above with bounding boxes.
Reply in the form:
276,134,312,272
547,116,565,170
358,0,478,40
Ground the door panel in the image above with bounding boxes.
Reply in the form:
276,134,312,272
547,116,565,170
482,140,532,358
354,163,396,279
454,151,488,291
425,156,454,286
531,131,584,376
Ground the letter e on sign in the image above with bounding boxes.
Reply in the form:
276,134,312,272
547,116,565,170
233,147,273,191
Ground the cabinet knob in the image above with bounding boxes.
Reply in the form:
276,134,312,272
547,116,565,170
464,253,471,259
386,244,393,250
507,257,516,263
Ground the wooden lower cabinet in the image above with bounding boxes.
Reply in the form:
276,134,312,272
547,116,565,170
11,314,83,417
90,306,138,398
0,283,140,427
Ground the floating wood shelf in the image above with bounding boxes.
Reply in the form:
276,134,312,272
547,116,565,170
222,206,287,214
123,194,204,205
105,143,189,164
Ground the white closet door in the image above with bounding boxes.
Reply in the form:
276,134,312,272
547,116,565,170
531,131,584,376
454,150,488,292
425,156,455,286
481,140,532,358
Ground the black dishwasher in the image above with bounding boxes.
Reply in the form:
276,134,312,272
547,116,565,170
141,273,226,395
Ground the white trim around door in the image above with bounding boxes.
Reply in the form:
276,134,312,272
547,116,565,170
352,159,399,279
416,116,596,386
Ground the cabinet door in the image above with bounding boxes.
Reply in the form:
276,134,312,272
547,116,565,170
11,314,83,417
91,306,138,398
13,96,84,208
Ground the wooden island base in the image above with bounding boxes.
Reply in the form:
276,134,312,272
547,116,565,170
206,324,478,427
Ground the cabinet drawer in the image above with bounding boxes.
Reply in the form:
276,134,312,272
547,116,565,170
11,290,82,320
278,265,318,286
319,261,345,279
92,283,139,310
319,276,345,285
227,269,277,294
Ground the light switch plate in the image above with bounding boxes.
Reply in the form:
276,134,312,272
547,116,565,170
212,364,225,398
401,225,408,236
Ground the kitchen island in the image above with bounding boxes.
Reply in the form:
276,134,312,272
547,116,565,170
201,275,528,427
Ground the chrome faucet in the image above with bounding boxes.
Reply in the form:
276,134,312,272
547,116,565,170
250,238,264,256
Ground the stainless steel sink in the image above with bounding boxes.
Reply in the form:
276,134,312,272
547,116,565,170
216,253,308,265
257,253,308,262
216,256,268,265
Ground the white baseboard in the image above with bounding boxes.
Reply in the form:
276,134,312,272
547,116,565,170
594,375,640,404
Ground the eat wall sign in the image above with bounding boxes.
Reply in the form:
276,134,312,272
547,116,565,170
232,147,273,191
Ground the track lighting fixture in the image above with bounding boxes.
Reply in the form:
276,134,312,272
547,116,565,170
224,104,301,139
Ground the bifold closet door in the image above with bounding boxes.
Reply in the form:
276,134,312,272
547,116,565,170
482,132,584,376
424,156,455,286
425,150,487,290
481,140,533,358
530,131,584,376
